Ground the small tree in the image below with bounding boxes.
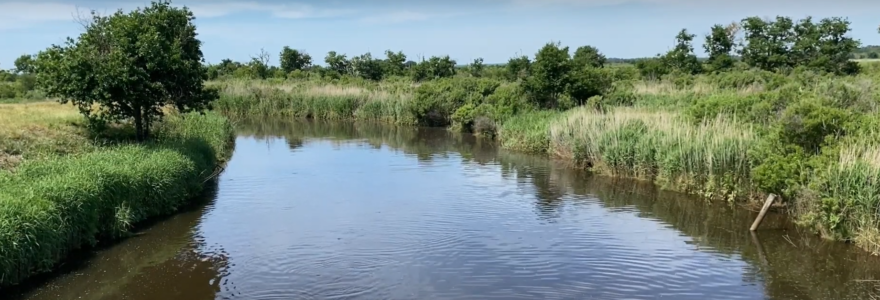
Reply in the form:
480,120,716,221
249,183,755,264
279,46,312,73
324,51,350,76
383,50,407,76
247,48,271,79
469,58,485,77
351,52,384,81
13,54,35,74
664,29,702,74
505,55,531,81
704,24,735,71
524,41,572,108
572,45,606,69
34,0,217,141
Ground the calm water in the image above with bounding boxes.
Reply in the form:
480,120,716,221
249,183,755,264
7,119,880,300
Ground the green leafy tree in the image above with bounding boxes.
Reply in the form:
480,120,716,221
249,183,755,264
324,51,350,77
469,58,485,77
524,42,572,108
571,45,606,69
739,16,795,72
411,55,456,81
279,46,312,73
703,24,735,71
814,17,860,74
34,0,217,141
246,49,271,79
13,54,35,74
351,52,385,81
505,55,530,81
383,50,407,76
664,29,702,74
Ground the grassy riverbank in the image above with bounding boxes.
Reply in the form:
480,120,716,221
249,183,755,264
0,101,234,287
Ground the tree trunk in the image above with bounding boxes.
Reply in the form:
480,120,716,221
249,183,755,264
133,104,144,141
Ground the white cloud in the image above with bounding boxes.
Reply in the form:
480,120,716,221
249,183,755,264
0,2,88,30
186,2,355,19
495,0,880,16
359,11,431,24
0,1,355,31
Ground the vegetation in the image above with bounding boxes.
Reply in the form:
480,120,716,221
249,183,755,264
180,14,880,255
0,0,232,287
5,0,880,263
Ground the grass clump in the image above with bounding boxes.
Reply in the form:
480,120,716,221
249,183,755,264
549,107,757,201
498,110,561,154
0,112,234,287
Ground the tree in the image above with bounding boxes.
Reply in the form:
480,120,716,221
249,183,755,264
325,51,350,76
246,48,271,79
524,42,572,108
739,16,795,72
351,52,384,81
664,29,702,74
279,46,312,73
814,17,860,74
571,45,606,69
469,58,484,77
703,24,735,71
13,54,35,74
34,0,217,141
383,50,407,76
506,55,531,81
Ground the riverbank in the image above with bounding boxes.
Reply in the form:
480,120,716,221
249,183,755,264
0,101,235,287
209,68,880,255
495,70,880,255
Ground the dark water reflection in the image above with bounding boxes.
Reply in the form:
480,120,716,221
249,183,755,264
7,119,880,300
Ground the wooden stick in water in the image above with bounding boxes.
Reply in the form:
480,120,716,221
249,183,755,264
750,194,777,231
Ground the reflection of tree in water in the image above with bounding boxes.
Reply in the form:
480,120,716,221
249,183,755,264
8,181,231,300
234,117,880,300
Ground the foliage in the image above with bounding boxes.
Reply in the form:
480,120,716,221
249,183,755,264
0,112,233,287
33,1,217,141
523,42,571,108
279,46,312,73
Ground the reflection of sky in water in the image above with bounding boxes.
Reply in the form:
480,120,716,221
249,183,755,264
196,136,763,299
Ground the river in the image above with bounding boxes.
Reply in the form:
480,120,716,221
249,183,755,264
6,119,880,300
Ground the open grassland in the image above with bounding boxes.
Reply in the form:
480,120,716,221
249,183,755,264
0,101,234,287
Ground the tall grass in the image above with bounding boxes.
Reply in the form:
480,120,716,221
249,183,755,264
212,79,417,124
0,112,234,287
799,141,880,254
549,107,757,201
497,111,561,154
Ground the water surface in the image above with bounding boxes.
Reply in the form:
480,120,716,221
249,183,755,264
7,119,880,300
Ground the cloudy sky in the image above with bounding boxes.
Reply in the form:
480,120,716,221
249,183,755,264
1,0,879,67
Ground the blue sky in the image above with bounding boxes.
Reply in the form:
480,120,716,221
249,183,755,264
1,0,879,68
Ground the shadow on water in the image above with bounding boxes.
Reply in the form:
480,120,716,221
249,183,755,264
4,180,231,300
236,118,880,300
8,117,880,299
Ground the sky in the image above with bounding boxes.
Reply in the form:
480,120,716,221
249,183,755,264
1,0,879,68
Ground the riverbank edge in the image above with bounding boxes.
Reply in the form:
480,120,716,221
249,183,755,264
0,112,236,288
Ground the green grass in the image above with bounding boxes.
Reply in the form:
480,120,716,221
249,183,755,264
211,79,417,125
549,107,757,201
0,111,234,287
497,110,561,154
